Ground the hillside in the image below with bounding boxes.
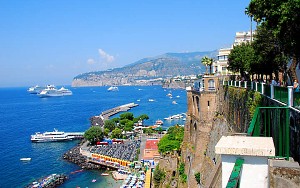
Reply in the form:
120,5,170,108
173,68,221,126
72,50,217,87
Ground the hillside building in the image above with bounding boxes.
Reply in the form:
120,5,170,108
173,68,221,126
213,31,255,75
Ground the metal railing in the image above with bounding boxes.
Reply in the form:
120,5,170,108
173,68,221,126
223,80,298,108
247,107,290,159
226,158,244,188
223,80,296,186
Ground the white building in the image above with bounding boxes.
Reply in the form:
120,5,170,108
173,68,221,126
213,31,255,75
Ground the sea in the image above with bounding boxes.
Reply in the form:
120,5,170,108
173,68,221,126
0,86,187,188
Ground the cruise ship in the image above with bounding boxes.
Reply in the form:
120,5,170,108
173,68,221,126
31,129,75,142
27,85,46,94
37,85,72,97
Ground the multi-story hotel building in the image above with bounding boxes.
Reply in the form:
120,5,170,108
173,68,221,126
213,31,255,75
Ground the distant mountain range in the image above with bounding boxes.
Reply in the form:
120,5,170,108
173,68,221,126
72,50,218,87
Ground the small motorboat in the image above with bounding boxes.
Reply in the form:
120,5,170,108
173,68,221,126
20,158,31,161
92,179,97,182
101,173,109,176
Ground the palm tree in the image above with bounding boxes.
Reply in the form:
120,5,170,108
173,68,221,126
201,56,213,74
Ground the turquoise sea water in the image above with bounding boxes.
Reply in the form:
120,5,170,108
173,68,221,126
0,86,187,187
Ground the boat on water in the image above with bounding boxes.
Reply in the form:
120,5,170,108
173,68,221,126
27,85,46,94
31,129,75,142
164,116,172,120
37,85,72,97
148,99,155,102
20,158,31,161
101,173,109,176
172,101,178,104
155,120,164,125
107,86,119,91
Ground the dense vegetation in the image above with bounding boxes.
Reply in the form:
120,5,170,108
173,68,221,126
178,162,187,183
153,165,166,188
104,112,149,139
85,112,149,142
228,0,300,84
157,125,184,154
84,126,104,145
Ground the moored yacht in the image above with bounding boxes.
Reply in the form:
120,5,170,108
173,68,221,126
31,129,75,142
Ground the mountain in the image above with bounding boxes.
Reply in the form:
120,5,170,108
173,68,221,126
72,50,218,87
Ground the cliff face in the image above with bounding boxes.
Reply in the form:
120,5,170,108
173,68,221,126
72,51,217,87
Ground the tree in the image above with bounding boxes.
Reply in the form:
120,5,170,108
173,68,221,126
104,120,116,132
158,125,184,154
201,56,213,74
252,24,288,79
120,112,134,120
111,127,122,139
137,114,149,120
246,0,300,83
104,128,110,136
227,42,255,78
84,126,104,144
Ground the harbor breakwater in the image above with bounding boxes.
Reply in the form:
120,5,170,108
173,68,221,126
91,103,138,126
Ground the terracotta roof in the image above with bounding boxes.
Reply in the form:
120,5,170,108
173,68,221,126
145,139,159,150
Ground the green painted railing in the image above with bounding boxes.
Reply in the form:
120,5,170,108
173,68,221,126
264,84,271,97
247,107,290,159
257,83,262,93
226,158,244,188
274,86,288,104
223,80,300,108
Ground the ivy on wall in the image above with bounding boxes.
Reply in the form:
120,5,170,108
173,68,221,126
225,87,262,132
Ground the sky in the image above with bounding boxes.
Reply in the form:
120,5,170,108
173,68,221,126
0,0,252,87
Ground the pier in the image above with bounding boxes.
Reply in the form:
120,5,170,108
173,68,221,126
100,103,139,120
67,132,84,139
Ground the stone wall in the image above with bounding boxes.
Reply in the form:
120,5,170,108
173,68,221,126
270,167,300,187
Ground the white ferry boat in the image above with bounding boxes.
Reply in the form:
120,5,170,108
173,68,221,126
31,129,75,142
27,85,45,94
37,85,72,97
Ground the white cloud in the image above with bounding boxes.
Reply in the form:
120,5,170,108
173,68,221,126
87,58,95,65
98,49,115,63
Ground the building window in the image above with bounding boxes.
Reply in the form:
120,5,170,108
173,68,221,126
208,79,215,91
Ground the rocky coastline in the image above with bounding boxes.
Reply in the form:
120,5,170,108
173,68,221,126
63,144,105,170
25,174,68,188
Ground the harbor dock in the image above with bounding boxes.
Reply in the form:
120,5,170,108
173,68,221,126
100,103,139,120
90,103,139,127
